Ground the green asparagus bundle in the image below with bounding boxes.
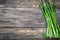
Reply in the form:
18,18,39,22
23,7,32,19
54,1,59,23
39,0,60,38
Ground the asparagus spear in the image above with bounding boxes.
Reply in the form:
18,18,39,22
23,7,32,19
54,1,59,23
39,0,60,38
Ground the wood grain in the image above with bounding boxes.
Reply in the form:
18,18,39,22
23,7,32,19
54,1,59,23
0,0,60,39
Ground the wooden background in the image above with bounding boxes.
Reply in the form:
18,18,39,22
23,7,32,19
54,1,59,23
0,0,60,40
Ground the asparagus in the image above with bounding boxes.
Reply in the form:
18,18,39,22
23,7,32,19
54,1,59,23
39,0,60,38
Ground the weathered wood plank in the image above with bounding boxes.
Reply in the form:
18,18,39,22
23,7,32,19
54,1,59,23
0,0,60,9
0,28,46,38
0,18,46,27
0,0,59,39
0,8,60,28
0,8,43,19
0,8,46,28
5,0,60,8
5,0,39,8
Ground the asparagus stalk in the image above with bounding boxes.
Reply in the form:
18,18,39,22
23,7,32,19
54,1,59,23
39,0,60,38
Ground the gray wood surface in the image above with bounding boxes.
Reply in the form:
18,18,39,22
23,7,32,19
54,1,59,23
0,0,60,40
0,8,46,28
0,28,46,38
0,0,60,8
